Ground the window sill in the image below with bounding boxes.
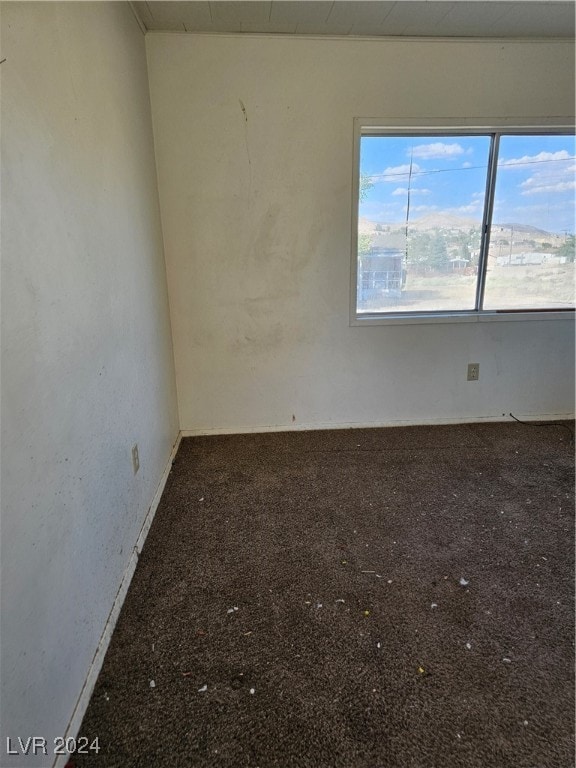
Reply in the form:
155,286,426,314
350,309,575,326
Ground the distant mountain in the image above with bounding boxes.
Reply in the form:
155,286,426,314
361,213,480,233
492,223,555,238
361,213,557,239
358,217,378,233
405,213,480,232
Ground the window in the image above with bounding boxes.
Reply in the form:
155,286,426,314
352,121,575,323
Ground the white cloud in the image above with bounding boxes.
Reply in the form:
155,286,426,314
499,150,572,168
520,180,576,196
462,161,473,168
518,156,575,196
410,142,465,159
392,187,431,196
376,163,422,182
498,150,576,197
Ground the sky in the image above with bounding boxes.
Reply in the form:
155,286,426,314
359,133,576,235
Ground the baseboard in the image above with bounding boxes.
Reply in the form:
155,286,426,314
180,412,575,437
53,431,182,768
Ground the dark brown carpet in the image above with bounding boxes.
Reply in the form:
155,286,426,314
74,422,575,768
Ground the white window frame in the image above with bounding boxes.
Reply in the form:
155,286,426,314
350,117,576,326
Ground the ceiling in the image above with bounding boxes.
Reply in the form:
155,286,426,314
132,1,576,38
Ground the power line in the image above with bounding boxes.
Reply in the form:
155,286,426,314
366,155,576,183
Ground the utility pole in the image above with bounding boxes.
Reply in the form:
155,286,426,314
404,150,413,271
508,224,514,265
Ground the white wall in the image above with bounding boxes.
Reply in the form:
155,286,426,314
146,34,575,433
1,4,179,765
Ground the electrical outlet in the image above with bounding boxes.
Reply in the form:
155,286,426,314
132,444,140,474
467,363,480,381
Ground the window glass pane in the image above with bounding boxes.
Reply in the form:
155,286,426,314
483,134,575,310
357,135,491,314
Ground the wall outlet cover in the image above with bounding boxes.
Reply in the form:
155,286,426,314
467,363,480,381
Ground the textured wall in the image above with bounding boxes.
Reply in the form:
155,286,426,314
146,33,574,433
1,4,179,765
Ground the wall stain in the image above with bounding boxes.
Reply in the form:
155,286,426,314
238,99,248,123
231,321,284,353
238,99,252,195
